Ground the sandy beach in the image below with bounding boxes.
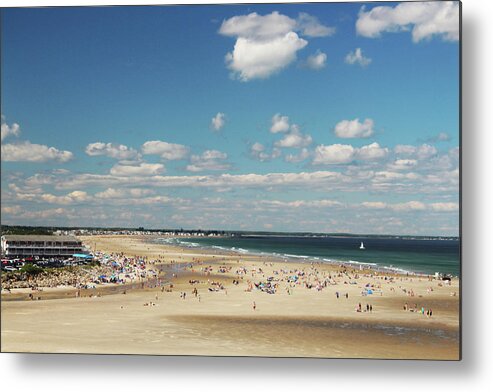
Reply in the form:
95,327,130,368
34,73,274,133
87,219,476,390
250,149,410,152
1,235,460,359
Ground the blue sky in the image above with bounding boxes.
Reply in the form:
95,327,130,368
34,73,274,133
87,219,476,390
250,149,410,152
1,2,460,235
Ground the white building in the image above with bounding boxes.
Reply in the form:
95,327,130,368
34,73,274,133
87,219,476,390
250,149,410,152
1,235,83,258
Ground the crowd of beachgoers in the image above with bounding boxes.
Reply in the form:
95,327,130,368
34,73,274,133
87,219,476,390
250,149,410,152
1,251,159,293
173,260,456,318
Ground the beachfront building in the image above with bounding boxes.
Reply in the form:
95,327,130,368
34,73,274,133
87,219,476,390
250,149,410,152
0,235,83,258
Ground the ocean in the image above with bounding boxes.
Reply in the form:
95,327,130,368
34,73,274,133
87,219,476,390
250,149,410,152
157,235,460,276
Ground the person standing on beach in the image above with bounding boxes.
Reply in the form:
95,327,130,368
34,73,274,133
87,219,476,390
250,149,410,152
253,301,256,311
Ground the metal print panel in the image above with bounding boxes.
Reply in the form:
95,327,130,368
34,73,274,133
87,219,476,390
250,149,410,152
0,1,461,360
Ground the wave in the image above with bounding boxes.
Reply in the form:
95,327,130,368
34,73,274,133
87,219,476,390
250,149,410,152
155,237,435,276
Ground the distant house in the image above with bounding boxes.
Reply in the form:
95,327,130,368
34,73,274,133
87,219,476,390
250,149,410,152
0,235,83,258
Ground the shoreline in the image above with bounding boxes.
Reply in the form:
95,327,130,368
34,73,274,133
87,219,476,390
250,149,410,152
153,235,460,277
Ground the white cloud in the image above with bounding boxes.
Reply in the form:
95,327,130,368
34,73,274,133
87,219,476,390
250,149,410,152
296,13,335,37
394,144,417,155
186,150,230,172
430,202,459,212
313,142,387,165
427,132,451,142
14,190,90,205
389,159,418,171
360,200,457,213
285,148,311,163
250,142,281,162
1,141,73,163
437,132,451,141
270,115,312,149
1,205,22,215
224,32,307,81
334,118,374,138
360,201,387,209
416,144,438,159
1,120,21,141
261,199,342,209
110,162,165,177
313,144,356,165
275,129,312,148
219,11,333,81
211,112,226,131
394,143,438,160
141,140,190,160
270,113,291,133
356,1,459,42
85,142,139,160
95,187,156,199
345,48,372,67
391,201,427,211
356,142,389,160
219,11,297,40
305,50,327,70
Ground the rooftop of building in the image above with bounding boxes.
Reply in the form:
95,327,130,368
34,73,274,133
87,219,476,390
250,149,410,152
1,235,81,243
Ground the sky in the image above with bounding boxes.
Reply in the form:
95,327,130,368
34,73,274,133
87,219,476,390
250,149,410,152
0,1,460,235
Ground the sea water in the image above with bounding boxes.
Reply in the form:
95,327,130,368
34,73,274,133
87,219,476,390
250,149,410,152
157,235,460,276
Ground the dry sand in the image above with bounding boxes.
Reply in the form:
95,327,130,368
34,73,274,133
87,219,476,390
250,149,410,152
1,235,460,359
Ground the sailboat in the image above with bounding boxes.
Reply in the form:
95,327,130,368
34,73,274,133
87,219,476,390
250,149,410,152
359,241,365,250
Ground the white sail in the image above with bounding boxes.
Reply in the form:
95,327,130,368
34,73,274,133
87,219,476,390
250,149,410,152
359,241,365,250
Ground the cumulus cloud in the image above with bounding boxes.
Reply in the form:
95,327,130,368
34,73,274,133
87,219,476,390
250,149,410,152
141,140,190,160
426,132,451,143
356,1,459,42
261,199,342,209
1,141,73,163
296,13,336,37
360,200,457,213
1,120,21,141
356,142,389,160
313,144,356,165
95,187,155,199
313,142,387,165
390,200,427,211
14,189,90,205
186,150,230,172
85,142,139,160
285,148,311,163
1,118,73,163
394,143,438,160
211,112,226,131
270,114,312,149
250,142,281,162
388,159,418,171
360,201,388,209
1,205,22,215
110,162,165,177
275,127,312,148
219,11,334,81
224,32,307,81
394,144,417,155
270,114,291,133
305,50,327,70
345,48,372,67
219,11,297,40
334,118,374,138
430,202,459,212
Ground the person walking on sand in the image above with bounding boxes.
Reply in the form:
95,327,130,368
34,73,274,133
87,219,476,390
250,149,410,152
253,301,256,311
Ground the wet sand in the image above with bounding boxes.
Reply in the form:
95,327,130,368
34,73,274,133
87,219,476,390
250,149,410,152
1,235,460,359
